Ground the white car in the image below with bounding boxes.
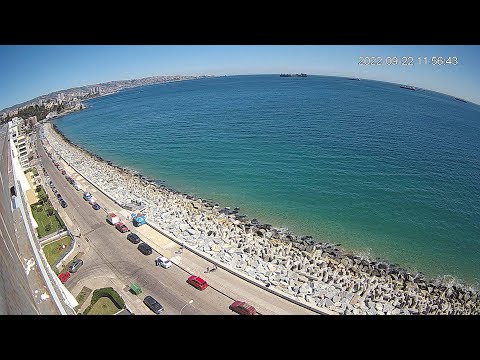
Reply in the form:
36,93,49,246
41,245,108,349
73,183,81,191
155,256,172,269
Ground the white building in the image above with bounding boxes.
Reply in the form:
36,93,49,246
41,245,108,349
10,118,30,170
17,135,29,169
45,111,57,119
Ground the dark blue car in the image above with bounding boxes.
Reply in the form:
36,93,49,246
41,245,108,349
92,203,101,210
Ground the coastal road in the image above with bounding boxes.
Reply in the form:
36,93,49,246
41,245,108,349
37,131,234,314
36,126,317,315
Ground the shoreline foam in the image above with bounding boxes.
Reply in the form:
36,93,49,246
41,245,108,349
42,122,480,314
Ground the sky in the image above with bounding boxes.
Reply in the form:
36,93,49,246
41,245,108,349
1,45,479,111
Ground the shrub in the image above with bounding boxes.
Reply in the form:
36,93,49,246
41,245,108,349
38,193,48,205
82,305,92,315
55,213,66,228
83,287,125,315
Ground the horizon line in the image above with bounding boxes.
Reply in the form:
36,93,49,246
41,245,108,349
2,73,479,113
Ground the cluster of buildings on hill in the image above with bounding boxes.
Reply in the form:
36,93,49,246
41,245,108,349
1,74,211,122
2,75,212,172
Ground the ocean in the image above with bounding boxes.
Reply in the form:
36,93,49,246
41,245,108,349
54,75,480,285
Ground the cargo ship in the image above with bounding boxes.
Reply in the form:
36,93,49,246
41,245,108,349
280,73,307,77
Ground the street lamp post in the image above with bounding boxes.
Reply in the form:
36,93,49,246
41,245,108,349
180,300,193,315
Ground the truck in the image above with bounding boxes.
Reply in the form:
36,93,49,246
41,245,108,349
132,213,146,227
106,212,120,225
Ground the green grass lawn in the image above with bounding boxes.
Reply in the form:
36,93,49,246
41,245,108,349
86,297,122,315
42,236,72,267
31,204,64,238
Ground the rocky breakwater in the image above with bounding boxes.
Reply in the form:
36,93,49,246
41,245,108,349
43,123,480,315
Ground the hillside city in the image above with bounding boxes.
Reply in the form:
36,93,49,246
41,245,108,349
1,74,212,125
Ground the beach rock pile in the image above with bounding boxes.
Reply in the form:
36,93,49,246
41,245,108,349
42,123,480,315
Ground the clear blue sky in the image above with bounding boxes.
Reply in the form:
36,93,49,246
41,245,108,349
1,45,479,111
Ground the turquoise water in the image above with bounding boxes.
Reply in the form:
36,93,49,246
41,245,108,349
54,75,480,285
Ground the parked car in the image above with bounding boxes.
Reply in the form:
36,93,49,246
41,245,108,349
56,193,62,199
58,271,71,283
186,275,208,291
60,199,68,208
68,259,84,273
83,191,92,201
137,242,152,255
127,233,141,244
229,300,256,315
88,198,96,205
92,203,101,210
155,256,172,269
61,169,66,175
115,222,130,233
143,295,164,314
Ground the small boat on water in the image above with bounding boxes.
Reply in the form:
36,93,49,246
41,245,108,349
400,85,416,91
454,97,467,103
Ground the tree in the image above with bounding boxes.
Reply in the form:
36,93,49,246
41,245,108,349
38,192,48,205
47,207,54,217
45,224,52,232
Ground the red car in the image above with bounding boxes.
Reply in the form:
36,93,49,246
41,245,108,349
229,300,256,315
58,271,71,283
115,222,130,233
186,275,208,291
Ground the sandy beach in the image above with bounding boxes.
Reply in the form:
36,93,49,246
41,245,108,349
41,122,480,315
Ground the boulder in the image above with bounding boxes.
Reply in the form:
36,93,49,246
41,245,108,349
298,282,312,295
325,298,334,307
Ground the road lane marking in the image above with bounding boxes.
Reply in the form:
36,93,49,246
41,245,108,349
0,208,17,260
